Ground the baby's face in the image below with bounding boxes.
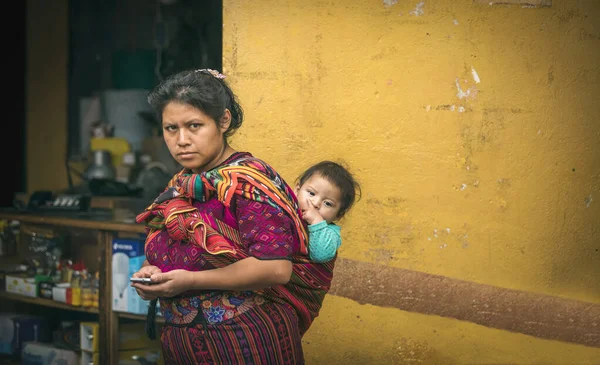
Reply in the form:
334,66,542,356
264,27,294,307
295,174,342,223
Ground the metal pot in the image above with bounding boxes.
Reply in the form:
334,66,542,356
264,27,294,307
84,150,116,180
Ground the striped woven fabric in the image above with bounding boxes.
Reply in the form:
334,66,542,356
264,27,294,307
159,300,304,364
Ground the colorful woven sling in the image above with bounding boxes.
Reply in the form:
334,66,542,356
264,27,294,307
136,153,336,336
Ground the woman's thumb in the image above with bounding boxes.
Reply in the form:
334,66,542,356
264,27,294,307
150,273,163,282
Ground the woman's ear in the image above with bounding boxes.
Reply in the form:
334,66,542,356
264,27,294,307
219,109,232,132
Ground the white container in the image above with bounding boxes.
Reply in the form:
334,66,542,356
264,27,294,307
101,89,153,152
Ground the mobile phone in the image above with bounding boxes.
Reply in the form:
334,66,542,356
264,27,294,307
130,277,154,284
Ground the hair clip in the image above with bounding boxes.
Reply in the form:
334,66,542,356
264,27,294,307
195,68,226,79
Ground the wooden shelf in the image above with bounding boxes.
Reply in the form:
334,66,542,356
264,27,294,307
0,207,147,364
0,291,99,314
118,311,165,323
14,192,149,211
0,210,145,234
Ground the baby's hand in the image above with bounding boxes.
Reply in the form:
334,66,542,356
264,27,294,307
302,198,324,225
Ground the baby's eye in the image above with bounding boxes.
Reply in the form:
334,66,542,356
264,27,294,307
324,201,333,207
308,191,315,196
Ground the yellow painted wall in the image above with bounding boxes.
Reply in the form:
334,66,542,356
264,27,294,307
305,295,600,364
221,0,600,362
222,0,599,301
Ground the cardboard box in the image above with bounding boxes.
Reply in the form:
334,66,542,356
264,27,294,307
0,265,28,292
5,275,37,297
79,322,99,353
112,239,148,314
52,283,79,305
126,255,150,315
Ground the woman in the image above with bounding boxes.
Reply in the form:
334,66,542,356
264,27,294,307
131,69,335,364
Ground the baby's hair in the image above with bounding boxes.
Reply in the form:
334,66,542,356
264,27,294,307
296,161,361,219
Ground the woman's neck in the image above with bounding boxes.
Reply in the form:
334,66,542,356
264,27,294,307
192,144,237,174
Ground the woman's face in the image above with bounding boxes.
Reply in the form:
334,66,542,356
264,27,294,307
162,101,232,173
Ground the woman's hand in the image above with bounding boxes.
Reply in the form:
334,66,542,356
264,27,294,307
130,269,194,299
131,265,162,300
131,258,292,299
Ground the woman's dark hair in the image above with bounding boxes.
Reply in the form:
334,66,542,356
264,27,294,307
296,161,361,220
147,69,244,140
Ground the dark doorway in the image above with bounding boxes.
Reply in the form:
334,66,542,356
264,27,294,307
1,1,26,206
67,0,223,160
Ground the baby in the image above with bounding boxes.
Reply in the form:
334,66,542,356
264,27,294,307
295,161,360,263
